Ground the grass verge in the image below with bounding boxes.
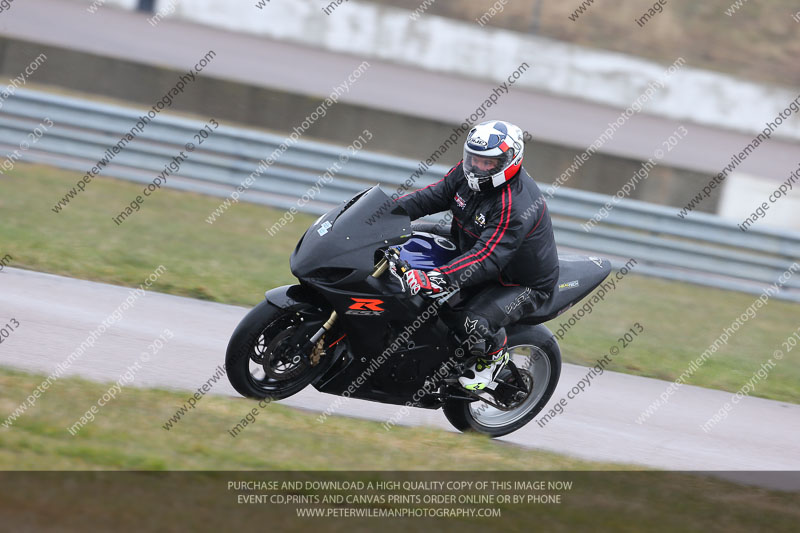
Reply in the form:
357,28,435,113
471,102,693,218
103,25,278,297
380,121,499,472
0,366,619,470
0,367,799,531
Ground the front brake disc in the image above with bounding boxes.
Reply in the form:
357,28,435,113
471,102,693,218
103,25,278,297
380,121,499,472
262,328,308,380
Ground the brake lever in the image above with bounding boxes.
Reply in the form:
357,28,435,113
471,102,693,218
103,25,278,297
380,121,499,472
385,247,411,281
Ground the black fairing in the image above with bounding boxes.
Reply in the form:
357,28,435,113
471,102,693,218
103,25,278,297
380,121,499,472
520,255,612,323
290,187,411,287
264,284,329,313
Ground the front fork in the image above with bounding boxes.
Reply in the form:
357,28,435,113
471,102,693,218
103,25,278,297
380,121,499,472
305,258,389,349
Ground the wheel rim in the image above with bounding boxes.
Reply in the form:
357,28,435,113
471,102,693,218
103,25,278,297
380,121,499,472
468,344,552,428
246,313,315,393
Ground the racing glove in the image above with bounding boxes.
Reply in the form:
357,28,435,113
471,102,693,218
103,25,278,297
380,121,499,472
402,268,450,298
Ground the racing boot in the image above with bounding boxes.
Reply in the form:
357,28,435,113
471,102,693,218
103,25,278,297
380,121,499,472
458,346,509,391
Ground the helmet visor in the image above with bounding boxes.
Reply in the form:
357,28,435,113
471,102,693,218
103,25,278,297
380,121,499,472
463,150,513,179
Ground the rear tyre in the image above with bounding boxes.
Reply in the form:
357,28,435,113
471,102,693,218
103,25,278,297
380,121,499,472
226,300,333,401
442,325,561,438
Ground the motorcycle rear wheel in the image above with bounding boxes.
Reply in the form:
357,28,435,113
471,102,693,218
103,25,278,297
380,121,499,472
442,328,561,438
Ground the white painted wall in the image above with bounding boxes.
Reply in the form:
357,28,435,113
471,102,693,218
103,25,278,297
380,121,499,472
73,0,800,231
718,173,800,231
83,0,138,11
74,0,800,142
127,0,800,144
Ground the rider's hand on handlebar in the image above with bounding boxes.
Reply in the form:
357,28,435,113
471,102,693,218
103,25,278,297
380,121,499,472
401,268,450,299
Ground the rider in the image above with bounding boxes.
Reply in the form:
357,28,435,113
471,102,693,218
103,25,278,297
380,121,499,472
395,120,559,391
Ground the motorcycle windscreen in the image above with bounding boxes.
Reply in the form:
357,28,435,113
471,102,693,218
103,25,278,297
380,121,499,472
290,187,412,283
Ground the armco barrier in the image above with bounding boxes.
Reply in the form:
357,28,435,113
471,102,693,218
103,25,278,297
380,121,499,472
2,88,799,302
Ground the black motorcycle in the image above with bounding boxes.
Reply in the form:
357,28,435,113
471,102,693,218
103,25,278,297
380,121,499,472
226,187,610,437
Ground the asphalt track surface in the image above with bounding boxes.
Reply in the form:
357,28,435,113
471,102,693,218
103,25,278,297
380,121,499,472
2,267,799,489
2,0,799,183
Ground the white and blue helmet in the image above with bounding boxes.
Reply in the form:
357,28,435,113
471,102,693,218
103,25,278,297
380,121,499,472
463,120,525,192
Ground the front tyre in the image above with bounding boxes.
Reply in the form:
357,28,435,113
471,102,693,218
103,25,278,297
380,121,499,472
443,325,561,438
226,300,332,400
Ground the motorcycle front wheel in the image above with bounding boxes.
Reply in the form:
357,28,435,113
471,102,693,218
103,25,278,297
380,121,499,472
226,300,336,400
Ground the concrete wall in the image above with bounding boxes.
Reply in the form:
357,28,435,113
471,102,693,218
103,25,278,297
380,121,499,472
124,0,800,143
85,0,138,10
719,172,800,231
0,36,718,213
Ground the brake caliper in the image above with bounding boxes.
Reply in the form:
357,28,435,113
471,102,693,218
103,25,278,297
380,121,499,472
310,335,326,366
